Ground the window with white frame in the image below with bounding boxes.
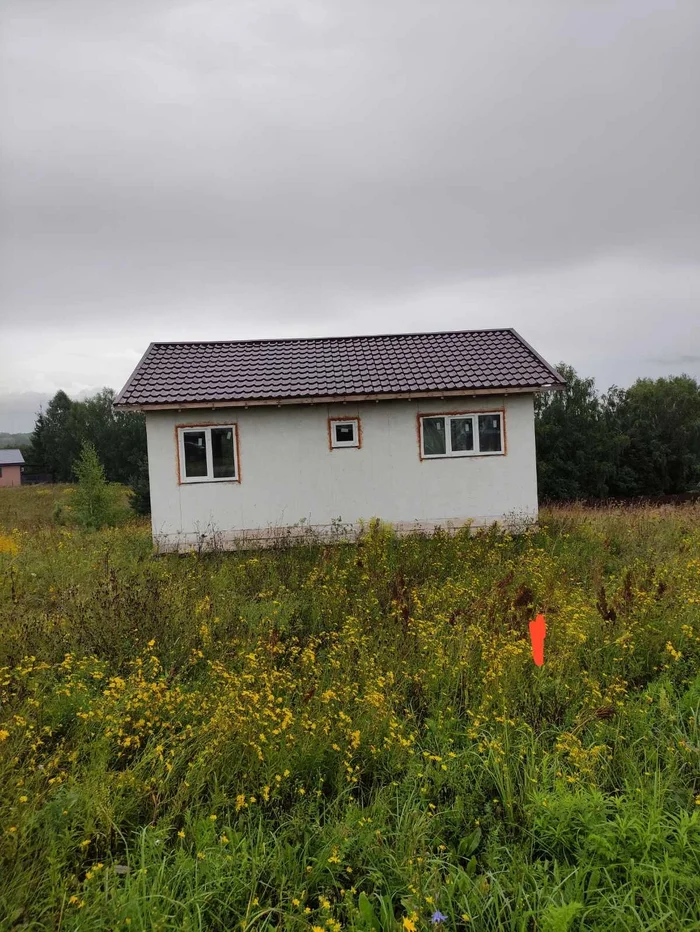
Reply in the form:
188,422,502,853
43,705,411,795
178,425,238,482
420,412,504,458
330,418,360,448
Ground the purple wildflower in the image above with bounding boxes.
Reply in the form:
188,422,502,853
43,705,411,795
431,911,448,924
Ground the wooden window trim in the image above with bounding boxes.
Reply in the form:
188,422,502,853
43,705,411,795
417,408,507,461
175,422,241,484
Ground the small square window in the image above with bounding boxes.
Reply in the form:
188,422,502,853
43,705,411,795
330,418,360,448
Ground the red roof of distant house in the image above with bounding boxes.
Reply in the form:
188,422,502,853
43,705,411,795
114,328,564,409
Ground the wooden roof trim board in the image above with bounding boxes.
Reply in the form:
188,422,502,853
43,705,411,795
118,384,550,412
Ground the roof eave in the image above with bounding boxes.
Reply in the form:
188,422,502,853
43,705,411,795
114,383,558,412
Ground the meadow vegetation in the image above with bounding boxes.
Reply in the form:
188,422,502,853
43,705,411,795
0,488,699,931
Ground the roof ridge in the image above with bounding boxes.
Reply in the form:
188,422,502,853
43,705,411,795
149,327,515,349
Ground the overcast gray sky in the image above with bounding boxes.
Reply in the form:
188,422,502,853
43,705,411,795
1,0,699,431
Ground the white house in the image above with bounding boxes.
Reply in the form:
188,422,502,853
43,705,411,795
115,329,563,552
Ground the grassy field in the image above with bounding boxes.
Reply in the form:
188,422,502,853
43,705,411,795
0,489,699,931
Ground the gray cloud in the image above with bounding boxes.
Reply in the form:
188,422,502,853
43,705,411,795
1,0,699,428
649,355,700,366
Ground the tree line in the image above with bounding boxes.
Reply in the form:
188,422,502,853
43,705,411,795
26,389,150,512
22,369,700,508
535,367,700,500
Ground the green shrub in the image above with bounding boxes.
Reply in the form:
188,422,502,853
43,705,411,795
72,442,120,529
128,458,151,516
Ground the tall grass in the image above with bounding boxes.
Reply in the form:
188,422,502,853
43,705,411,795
0,489,698,930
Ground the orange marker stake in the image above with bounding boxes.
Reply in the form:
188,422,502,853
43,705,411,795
529,614,546,667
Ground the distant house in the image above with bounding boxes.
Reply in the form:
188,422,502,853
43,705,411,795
115,329,564,552
0,449,25,488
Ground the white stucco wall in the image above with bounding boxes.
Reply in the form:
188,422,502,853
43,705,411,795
145,393,538,551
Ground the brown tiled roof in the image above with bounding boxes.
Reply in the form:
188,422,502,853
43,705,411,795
114,329,563,408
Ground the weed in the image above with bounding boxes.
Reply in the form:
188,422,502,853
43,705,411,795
0,491,698,929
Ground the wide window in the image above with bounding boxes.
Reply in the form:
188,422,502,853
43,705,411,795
178,426,239,482
420,412,504,458
330,418,360,448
